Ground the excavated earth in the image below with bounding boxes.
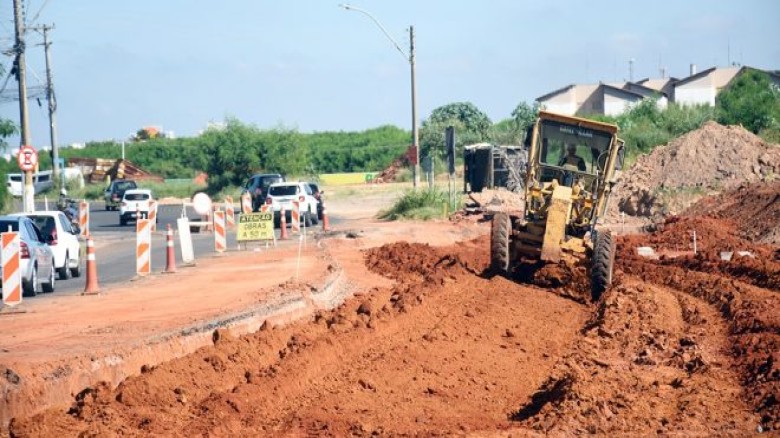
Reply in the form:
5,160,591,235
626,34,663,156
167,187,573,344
8,203,779,435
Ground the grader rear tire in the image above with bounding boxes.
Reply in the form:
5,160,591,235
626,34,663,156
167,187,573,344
491,213,511,275
591,230,616,301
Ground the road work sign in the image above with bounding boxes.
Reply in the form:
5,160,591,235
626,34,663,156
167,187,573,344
237,212,274,242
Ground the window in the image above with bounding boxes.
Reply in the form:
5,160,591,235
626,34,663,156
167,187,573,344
59,213,73,234
27,215,56,237
269,185,298,196
125,193,150,201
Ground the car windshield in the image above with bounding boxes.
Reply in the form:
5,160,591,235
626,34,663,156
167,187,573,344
26,216,56,236
0,220,19,232
537,119,613,175
261,176,283,188
115,181,136,191
125,193,150,201
269,185,298,196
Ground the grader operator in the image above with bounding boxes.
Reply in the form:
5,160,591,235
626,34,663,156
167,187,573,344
490,111,624,300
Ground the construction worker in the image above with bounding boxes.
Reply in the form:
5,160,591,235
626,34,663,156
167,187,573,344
559,143,587,172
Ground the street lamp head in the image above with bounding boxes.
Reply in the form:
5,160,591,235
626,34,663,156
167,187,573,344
339,3,353,11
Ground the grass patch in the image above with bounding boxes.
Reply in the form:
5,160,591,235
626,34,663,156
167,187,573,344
378,188,463,220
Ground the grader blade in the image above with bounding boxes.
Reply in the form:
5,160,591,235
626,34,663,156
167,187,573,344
540,185,573,262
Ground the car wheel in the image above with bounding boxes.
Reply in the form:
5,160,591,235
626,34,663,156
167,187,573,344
58,251,72,280
105,205,110,211
310,207,319,225
120,216,127,226
304,212,313,228
43,262,55,293
23,264,38,297
71,256,82,277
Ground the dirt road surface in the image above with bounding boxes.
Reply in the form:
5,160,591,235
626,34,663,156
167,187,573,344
3,182,778,436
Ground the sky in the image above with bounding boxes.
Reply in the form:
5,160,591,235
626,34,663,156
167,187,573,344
0,0,779,148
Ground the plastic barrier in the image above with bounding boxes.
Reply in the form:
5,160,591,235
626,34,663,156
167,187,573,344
164,224,176,273
136,217,152,276
291,201,301,233
79,201,90,237
241,192,252,214
83,236,100,295
1,231,22,306
148,200,158,232
280,205,289,240
214,210,226,253
225,196,235,229
321,206,330,231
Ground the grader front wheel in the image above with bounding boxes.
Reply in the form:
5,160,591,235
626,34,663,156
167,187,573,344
491,213,511,275
591,230,616,301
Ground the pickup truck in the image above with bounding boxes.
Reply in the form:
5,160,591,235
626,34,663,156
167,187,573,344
104,179,137,211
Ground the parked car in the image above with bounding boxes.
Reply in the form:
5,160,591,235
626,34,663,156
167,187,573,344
242,173,284,212
0,215,56,296
104,179,138,211
10,211,81,280
265,182,319,228
305,182,324,220
118,189,154,226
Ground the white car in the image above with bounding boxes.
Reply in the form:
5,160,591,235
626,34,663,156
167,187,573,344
0,215,56,296
265,182,319,228
11,211,81,280
119,189,154,226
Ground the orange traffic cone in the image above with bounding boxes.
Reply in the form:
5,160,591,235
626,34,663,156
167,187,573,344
321,206,330,231
164,224,177,273
82,236,100,295
279,206,289,240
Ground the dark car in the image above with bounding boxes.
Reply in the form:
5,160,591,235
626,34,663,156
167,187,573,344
305,182,324,219
103,179,138,211
242,173,284,211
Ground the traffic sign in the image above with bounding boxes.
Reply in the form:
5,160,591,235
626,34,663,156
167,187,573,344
17,145,38,171
237,212,274,241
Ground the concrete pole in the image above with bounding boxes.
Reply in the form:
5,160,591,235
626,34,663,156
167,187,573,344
13,0,34,212
42,25,60,186
410,25,420,189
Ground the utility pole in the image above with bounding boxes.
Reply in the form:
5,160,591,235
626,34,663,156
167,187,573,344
410,25,420,189
38,24,60,187
12,0,34,212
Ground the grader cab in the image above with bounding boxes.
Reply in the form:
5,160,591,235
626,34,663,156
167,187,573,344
490,111,625,300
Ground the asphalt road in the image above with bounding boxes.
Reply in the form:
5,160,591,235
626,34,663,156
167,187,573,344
10,199,329,300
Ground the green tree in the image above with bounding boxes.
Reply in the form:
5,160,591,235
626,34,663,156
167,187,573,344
716,69,780,134
421,102,491,157
511,101,539,133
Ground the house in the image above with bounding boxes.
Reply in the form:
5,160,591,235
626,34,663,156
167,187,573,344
673,66,780,106
536,82,667,117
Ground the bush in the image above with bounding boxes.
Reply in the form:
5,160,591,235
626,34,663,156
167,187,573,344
379,189,462,220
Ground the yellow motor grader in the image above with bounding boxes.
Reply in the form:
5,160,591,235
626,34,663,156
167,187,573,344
490,111,624,300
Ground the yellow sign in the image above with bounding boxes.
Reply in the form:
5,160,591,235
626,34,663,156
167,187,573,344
237,212,274,241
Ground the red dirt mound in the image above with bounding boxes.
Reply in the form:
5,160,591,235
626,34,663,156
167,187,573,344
685,180,780,245
618,219,780,431
607,122,780,222
364,239,487,283
514,279,757,435
9,238,588,436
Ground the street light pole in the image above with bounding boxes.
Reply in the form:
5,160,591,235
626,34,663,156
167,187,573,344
340,4,420,188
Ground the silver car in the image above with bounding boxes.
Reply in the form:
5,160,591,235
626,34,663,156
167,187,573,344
0,215,56,296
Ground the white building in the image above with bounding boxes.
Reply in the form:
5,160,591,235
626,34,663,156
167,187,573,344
536,82,667,117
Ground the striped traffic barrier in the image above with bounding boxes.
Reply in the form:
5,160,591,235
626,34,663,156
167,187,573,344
136,217,152,276
321,206,330,231
214,210,226,253
83,236,100,295
149,200,158,232
291,201,301,233
79,201,90,237
164,224,176,273
279,205,289,240
241,192,252,214
1,231,22,306
225,196,235,229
